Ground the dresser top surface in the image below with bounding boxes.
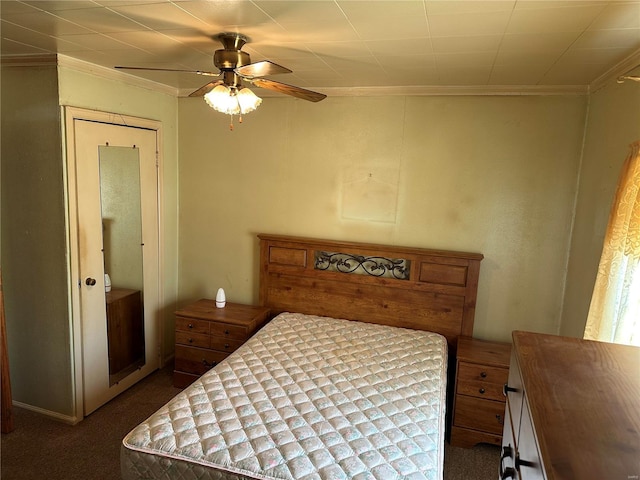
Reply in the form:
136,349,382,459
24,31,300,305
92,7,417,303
105,287,140,303
513,330,640,480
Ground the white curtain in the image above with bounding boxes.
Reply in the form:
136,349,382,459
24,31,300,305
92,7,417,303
584,141,640,346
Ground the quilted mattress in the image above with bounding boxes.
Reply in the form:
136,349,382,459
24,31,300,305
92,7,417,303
121,312,448,480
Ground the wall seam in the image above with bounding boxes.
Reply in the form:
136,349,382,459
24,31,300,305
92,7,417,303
556,94,592,336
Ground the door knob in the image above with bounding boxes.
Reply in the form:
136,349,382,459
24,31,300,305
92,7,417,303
85,277,97,286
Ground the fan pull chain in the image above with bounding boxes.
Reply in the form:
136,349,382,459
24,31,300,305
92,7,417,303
227,114,245,131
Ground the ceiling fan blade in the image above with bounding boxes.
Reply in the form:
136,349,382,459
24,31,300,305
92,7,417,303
235,60,292,78
115,66,219,77
189,80,223,97
251,78,326,102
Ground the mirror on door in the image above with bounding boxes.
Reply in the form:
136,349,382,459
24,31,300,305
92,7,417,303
99,145,145,386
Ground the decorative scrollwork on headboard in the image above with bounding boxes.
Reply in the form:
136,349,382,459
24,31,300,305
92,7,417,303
314,251,411,280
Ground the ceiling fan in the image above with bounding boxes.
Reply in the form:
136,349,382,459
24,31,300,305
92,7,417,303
115,32,327,105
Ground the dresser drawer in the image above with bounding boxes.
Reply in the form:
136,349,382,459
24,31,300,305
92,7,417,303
517,398,545,480
210,322,249,340
174,345,229,376
454,395,506,435
176,331,210,349
175,316,209,335
210,336,244,352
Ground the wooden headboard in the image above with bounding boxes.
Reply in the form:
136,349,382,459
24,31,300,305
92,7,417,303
258,234,483,352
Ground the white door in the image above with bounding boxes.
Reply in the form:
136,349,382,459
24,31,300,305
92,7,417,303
68,115,160,416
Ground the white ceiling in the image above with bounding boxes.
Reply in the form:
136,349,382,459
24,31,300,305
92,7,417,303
2,0,640,97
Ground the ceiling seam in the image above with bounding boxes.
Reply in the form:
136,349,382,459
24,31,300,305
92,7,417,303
486,0,518,86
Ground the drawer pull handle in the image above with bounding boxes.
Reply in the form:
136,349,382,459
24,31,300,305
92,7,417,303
503,384,517,397
496,413,504,425
479,388,486,394
224,329,230,335
188,323,194,329
202,359,217,369
500,446,516,479
516,457,535,469
188,338,193,343
501,463,516,479
501,445,513,461
480,371,487,378
224,343,230,349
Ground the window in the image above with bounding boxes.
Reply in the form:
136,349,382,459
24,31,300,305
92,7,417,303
584,141,640,346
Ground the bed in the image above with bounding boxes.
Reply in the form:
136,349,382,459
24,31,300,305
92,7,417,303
121,234,483,480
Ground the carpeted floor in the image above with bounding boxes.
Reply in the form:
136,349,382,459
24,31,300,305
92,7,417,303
1,366,499,479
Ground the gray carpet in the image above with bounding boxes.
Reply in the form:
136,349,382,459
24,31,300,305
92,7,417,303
1,366,499,479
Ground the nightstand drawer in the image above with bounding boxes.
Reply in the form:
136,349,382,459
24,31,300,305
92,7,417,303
210,322,249,340
457,362,508,385
175,316,209,335
454,395,505,435
174,345,229,375
210,336,244,352
457,362,508,402
457,380,505,402
176,331,210,349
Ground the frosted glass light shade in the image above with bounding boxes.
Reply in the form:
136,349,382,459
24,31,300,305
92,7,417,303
236,87,262,114
204,85,261,115
204,85,239,115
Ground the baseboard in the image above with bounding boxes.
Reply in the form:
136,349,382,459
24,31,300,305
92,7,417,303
12,400,80,425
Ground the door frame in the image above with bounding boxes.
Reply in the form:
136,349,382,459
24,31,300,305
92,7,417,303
63,106,164,422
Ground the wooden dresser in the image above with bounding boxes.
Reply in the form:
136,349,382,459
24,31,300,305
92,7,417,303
450,336,511,448
173,300,270,388
501,331,640,480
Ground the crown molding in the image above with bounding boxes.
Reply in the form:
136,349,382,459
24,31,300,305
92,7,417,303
313,84,588,97
1,53,58,67
1,54,590,98
589,49,640,93
57,55,179,97
1,53,180,96
178,83,587,99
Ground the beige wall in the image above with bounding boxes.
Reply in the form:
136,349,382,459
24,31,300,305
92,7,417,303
178,94,587,343
561,69,640,338
1,64,72,415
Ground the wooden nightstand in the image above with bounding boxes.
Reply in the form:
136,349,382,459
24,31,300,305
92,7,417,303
173,300,270,388
450,336,511,448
